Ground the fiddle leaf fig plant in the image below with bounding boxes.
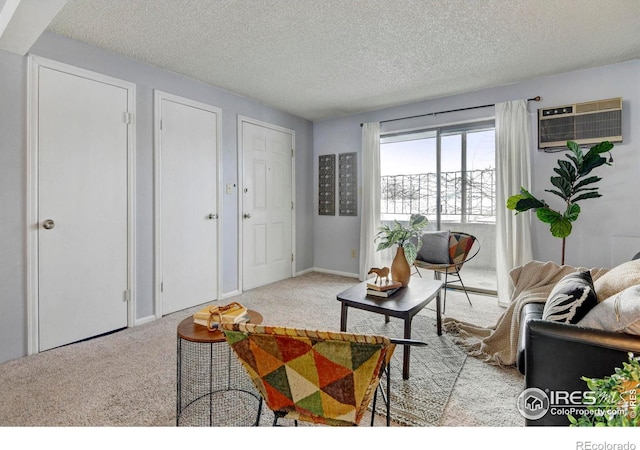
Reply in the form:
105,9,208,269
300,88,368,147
507,140,615,264
375,213,428,265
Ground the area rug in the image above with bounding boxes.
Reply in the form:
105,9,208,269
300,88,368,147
348,312,467,427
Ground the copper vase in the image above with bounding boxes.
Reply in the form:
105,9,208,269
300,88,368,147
391,246,411,286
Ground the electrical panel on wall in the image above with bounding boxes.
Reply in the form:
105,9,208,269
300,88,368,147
538,97,623,151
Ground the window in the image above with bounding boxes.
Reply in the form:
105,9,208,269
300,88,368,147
380,121,496,226
380,120,497,293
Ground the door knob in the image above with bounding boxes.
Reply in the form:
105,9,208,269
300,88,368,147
243,213,251,219
207,213,218,220
43,219,55,230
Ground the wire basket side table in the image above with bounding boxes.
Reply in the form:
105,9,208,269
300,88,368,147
176,310,263,426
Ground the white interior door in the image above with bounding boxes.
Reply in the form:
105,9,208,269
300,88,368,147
157,93,220,314
241,120,293,291
37,64,131,352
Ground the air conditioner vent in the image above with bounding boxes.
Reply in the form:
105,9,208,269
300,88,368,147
538,97,622,150
575,101,598,114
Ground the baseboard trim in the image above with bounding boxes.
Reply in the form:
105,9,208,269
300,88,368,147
311,267,359,279
294,267,315,277
221,290,242,299
134,314,157,327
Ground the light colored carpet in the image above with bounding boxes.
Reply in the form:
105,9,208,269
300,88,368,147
351,314,467,426
0,272,525,427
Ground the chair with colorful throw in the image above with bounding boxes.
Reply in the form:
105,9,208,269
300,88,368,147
413,231,480,313
221,323,424,426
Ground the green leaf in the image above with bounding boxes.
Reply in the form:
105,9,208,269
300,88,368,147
550,218,572,238
516,197,547,211
550,176,572,198
587,140,614,156
403,243,418,265
573,187,599,195
536,207,562,224
507,187,545,211
564,203,581,222
375,214,429,253
567,141,584,165
506,194,525,210
545,189,568,200
567,140,581,154
409,213,428,229
572,191,602,203
567,154,580,171
579,153,607,176
557,160,576,181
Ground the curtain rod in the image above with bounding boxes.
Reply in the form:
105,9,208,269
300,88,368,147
360,96,541,127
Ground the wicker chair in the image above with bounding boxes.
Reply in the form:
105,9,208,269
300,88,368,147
414,231,480,313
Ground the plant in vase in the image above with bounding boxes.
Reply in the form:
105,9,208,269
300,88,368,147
507,140,615,265
375,213,428,286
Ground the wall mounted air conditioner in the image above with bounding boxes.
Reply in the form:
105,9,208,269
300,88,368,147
538,97,622,151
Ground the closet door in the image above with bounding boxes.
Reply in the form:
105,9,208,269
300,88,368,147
156,92,220,314
37,63,132,351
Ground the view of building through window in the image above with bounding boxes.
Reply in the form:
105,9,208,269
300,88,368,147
380,122,497,293
380,126,495,224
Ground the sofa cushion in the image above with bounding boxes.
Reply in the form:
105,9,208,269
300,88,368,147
577,285,640,335
542,270,597,324
593,259,640,302
416,230,450,264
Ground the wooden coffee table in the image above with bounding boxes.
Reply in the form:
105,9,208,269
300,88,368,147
337,278,443,379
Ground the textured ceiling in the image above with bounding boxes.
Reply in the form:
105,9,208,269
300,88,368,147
46,0,640,121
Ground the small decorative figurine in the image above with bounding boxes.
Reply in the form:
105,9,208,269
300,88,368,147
368,267,390,284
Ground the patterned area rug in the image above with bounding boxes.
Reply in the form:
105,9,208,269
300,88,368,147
348,312,467,426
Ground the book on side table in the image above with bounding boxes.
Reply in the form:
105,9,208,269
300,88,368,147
193,302,249,329
366,278,402,298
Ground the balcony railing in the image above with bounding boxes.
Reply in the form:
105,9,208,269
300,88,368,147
381,169,496,222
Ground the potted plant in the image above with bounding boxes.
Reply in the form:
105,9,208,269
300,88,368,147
568,353,640,426
375,213,428,286
507,140,615,265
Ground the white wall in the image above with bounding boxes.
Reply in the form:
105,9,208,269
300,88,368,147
0,32,315,364
313,60,640,276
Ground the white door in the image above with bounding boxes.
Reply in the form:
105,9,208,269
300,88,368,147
157,93,220,314
241,120,293,291
37,64,131,351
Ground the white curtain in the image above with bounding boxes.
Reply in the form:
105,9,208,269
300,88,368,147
495,100,534,306
359,122,382,281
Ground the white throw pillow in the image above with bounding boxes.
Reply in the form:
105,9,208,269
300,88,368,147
577,284,640,335
593,259,640,302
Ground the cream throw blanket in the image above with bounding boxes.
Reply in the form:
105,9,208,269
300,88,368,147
442,260,610,367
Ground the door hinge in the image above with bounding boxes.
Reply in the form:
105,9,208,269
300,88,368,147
160,282,164,293
123,289,131,303
291,148,294,158
291,201,294,210
123,112,133,125
291,253,294,262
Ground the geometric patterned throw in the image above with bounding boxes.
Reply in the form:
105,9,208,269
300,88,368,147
221,323,395,426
